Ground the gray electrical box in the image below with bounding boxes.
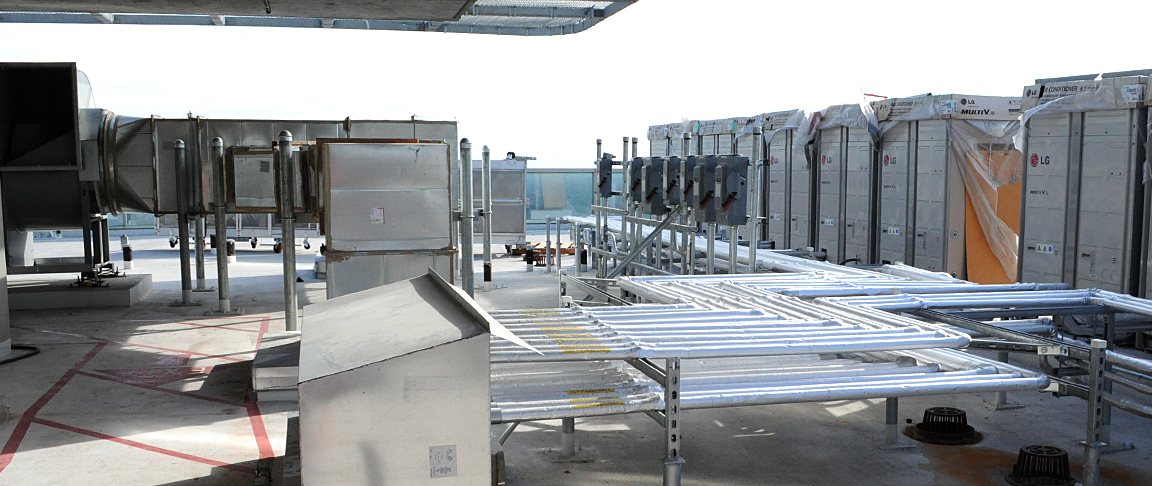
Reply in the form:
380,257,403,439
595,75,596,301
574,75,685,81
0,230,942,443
641,157,669,215
716,155,750,227
663,156,682,207
1018,74,1150,294
691,155,719,223
628,157,645,204
596,154,615,199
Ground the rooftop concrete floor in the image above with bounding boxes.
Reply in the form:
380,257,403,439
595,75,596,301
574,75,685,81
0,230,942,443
1,231,1151,485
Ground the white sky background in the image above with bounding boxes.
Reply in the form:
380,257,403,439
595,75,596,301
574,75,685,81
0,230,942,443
0,0,1149,167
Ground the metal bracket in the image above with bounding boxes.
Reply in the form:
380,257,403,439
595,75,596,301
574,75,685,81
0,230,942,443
1038,344,1071,356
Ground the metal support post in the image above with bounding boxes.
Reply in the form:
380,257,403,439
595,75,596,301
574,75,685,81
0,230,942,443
194,217,207,290
1083,338,1108,486
574,223,583,277
173,139,195,306
991,351,1022,410
663,357,684,486
622,137,632,272
681,133,692,275
210,138,235,314
728,226,737,274
555,218,563,275
595,139,605,278
277,132,299,331
459,139,475,296
561,417,576,456
545,217,554,273
706,223,716,274
882,396,915,449
481,145,493,290
748,127,762,273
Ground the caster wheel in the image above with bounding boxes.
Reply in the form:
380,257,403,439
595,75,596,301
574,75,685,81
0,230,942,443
169,238,177,248
273,242,283,254
250,238,258,249
303,240,311,250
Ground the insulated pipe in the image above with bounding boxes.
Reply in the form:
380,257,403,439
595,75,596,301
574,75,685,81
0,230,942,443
174,140,193,305
277,131,298,332
211,138,231,313
482,146,493,290
460,139,475,296
749,127,762,274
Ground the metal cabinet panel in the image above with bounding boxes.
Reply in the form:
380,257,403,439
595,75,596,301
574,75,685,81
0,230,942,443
816,128,843,261
789,145,813,250
913,129,948,273
324,142,452,253
1076,110,1140,292
1019,114,1073,284
878,122,911,264
767,130,792,248
843,136,874,263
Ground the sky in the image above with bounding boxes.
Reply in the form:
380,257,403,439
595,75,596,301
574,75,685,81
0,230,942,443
0,0,1149,167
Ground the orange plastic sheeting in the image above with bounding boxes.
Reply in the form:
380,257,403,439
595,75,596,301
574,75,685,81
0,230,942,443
965,181,1021,284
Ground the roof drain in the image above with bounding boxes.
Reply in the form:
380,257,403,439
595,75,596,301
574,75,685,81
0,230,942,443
909,407,979,445
1006,445,1076,486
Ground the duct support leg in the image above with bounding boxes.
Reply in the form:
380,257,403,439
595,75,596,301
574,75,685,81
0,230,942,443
194,216,212,291
208,137,238,315
883,397,916,450
277,131,298,331
561,418,576,456
171,139,199,306
990,351,1022,410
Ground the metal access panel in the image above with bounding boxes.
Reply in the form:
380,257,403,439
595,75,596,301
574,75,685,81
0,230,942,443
1019,114,1074,285
322,142,452,253
642,157,668,215
663,156,682,207
326,253,453,298
766,129,792,249
471,157,527,242
690,155,718,223
877,121,914,264
1074,110,1145,293
816,128,845,262
843,128,875,263
912,120,964,276
716,155,749,227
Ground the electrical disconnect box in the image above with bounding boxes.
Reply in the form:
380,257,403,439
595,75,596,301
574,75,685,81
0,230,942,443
690,155,719,223
628,156,645,204
596,153,615,199
716,155,750,227
641,157,669,215
663,156,682,207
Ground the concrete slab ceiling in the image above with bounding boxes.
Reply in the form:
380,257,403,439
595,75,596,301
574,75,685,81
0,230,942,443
0,1,477,21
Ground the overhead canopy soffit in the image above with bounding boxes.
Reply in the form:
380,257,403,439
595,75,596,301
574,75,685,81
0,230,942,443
0,0,637,36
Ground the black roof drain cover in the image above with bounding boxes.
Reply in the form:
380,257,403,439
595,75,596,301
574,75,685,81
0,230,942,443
910,407,978,445
1006,445,1076,486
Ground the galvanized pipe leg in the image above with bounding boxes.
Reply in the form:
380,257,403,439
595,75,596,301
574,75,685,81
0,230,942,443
705,223,716,274
481,145,493,291
174,140,194,305
459,140,475,296
277,131,298,331
194,215,208,290
561,417,576,456
211,138,233,314
728,226,737,274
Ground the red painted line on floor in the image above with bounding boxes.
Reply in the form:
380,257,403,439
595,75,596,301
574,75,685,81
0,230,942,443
75,371,241,407
175,321,261,334
0,341,108,474
246,316,275,460
12,327,248,363
31,418,251,474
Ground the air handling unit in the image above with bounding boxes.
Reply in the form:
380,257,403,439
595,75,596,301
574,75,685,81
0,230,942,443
873,94,1022,283
1016,72,1150,295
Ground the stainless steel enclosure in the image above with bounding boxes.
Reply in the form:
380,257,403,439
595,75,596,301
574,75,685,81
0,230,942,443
470,156,527,247
320,140,455,298
763,110,800,249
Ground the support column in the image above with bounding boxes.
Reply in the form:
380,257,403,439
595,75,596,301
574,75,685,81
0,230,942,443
459,140,475,296
481,145,493,291
277,131,298,331
173,139,195,306
210,137,236,314
1082,339,1108,486
748,127,762,273
561,417,576,456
